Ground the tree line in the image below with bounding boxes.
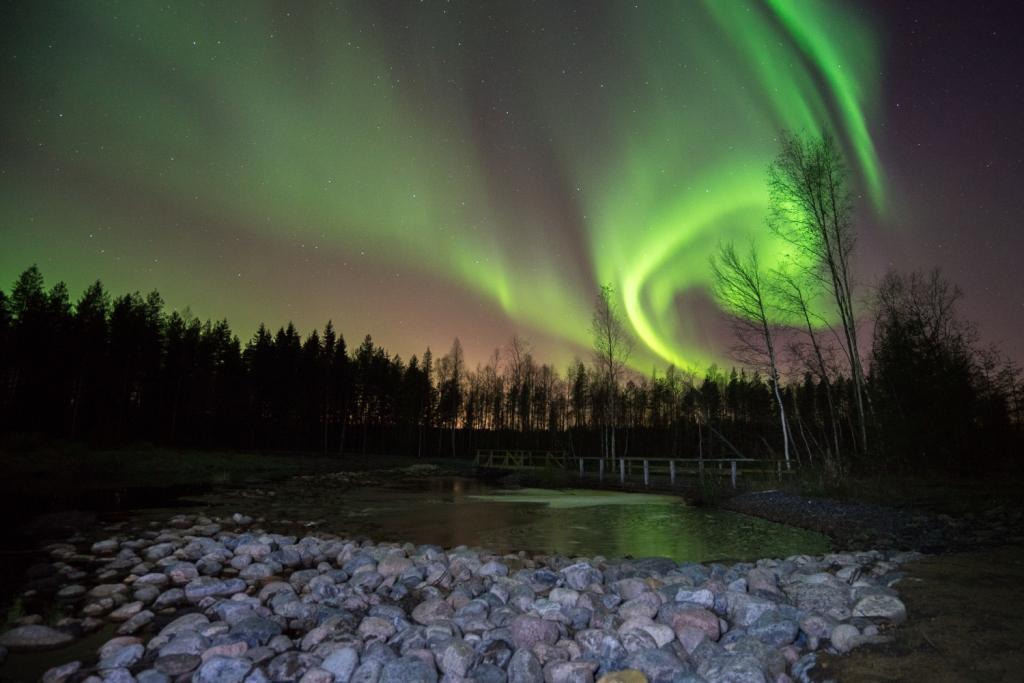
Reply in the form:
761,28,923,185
0,260,1017,474
1,132,1019,474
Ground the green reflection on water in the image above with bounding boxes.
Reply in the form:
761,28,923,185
198,477,829,563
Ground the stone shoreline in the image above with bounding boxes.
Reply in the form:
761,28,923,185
0,512,915,683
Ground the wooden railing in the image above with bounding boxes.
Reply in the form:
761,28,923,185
474,449,792,489
473,449,568,470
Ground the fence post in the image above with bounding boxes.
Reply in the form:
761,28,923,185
643,459,650,487
669,460,676,485
619,458,625,485
699,459,704,484
599,458,604,482
731,460,738,489
777,460,782,481
579,458,584,478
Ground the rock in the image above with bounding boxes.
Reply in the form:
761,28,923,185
829,623,862,654
322,647,359,682
746,569,780,595
544,659,598,683
508,649,543,683
792,653,819,683
137,669,171,683
98,637,143,661
117,610,154,635
159,633,209,657
98,643,144,670
229,617,282,648
673,588,715,609
675,625,706,655
159,612,210,639
470,662,507,683
136,573,171,588
357,616,395,641
439,638,476,677
550,587,580,608
298,668,333,683
697,654,766,683
411,599,453,625
575,629,627,671
747,611,799,647
668,607,719,641
727,593,780,628
0,625,74,651
620,629,658,654
185,577,246,602
379,656,437,683
852,594,907,624
101,667,135,683
784,582,850,621
478,561,509,578
191,655,253,683
511,615,561,649
597,672,648,683
349,660,382,683
267,651,320,682
239,563,274,581
57,584,87,600
376,554,413,578
154,588,186,609
562,563,602,591
613,579,650,601
154,654,202,676
621,649,690,683
728,639,787,679
167,563,200,585
109,601,145,621
134,585,161,605
798,612,836,641
202,641,249,660
92,539,120,554
618,594,660,620
42,661,82,683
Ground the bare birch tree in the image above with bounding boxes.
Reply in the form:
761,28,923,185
768,130,870,454
710,242,791,468
772,268,842,467
591,284,634,462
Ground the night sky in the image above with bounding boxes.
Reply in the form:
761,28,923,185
1,1,1021,371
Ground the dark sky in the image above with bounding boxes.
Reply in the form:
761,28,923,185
0,0,1021,370
866,0,1023,361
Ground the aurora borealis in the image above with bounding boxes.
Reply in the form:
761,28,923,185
2,1,1021,370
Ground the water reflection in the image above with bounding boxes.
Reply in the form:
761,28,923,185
192,477,828,563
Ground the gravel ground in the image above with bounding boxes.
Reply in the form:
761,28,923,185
723,489,1024,553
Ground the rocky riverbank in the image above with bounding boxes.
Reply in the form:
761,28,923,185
0,512,915,683
723,490,1024,553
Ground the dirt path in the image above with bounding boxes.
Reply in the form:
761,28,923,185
815,545,1024,682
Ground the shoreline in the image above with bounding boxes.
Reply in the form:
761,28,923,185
4,450,1019,679
1,510,914,683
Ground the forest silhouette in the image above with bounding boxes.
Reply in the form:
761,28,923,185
0,262,1018,475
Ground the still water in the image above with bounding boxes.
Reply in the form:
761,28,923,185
0,476,829,681
182,476,829,563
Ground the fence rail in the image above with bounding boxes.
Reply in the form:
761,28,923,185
473,449,792,489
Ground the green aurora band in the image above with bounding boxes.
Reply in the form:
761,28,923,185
0,0,885,371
